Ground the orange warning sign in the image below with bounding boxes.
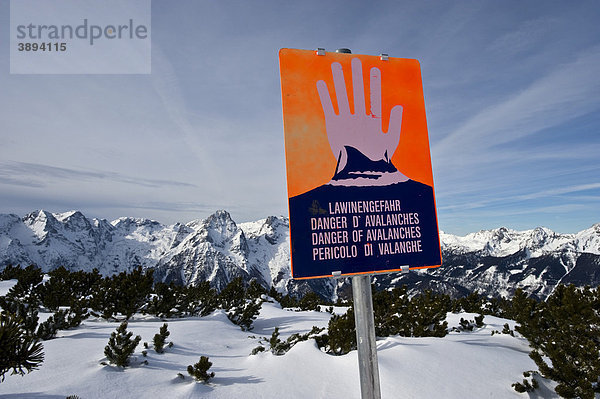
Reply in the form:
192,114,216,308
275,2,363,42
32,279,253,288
279,48,441,279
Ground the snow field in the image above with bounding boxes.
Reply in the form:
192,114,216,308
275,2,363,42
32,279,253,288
0,300,560,398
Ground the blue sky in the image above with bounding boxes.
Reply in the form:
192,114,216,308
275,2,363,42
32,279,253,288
0,0,599,235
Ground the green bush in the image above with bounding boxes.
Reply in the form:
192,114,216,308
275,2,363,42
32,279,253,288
153,323,170,354
452,291,484,313
38,267,101,311
185,281,218,317
512,371,539,393
36,310,68,340
103,321,141,367
0,312,44,381
246,279,267,300
278,294,299,309
218,277,246,310
227,299,262,331
187,356,214,382
265,326,324,356
298,292,321,311
144,282,181,318
0,264,25,281
373,286,448,338
0,297,40,336
326,309,356,355
516,285,600,399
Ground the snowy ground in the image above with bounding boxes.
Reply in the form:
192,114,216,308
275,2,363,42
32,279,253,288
0,287,560,399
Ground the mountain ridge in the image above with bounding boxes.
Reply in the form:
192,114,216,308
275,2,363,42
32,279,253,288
1,209,598,300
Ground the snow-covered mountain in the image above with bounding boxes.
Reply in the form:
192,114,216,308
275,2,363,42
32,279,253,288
0,209,331,298
395,224,600,300
1,210,599,300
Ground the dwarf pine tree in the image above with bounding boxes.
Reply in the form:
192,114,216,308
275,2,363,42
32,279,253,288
35,309,72,340
372,286,448,338
268,327,289,355
326,309,356,355
0,312,44,382
227,299,261,331
507,288,538,327
0,297,39,337
517,285,600,399
187,356,214,382
104,321,141,367
37,266,75,311
0,264,22,280
278,294,299,309
298,292,322,311
185,281,219,317
406,290,449,337
153,323,170,354
219,277,246,310
454,291,484,313
146,282,180,318
373,286,407,337
246,279,267,300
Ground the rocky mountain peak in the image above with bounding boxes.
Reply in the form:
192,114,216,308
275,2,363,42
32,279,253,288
23,209,60,240
1,210,599,301
199,210,241,247
56,210,93,232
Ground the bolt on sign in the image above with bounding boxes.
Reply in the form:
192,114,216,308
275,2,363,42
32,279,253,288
279,48,441,279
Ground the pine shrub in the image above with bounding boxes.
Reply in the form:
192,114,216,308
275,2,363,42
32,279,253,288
407,290,449,337
227,299,261,331
219,277,246,310
278,294,299,309
90,267,153,320
145,282,180,318
267,327,290,355
246,279,267,300
453,291,484,313
153,323,170,354
185,281,218,317
0,297,39,336
250,345,266,355
2,265,43,314
298,292,321,311
103,321,141,367
0,264,24,280
187,356,214,382
265,326,325,356
268,286,282,302
512,371,539,393
36,310,67,341
501,323,514,336
0,312,44,381
513,285,600,398
326,309,356,355
474,314,485,328
373,286,448,338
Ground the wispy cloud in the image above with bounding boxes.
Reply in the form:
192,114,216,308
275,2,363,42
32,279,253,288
0,176,44,188
488,16,560,57
516,182,600,200
439,182,600,212
433,45,600,165
0,161,196,188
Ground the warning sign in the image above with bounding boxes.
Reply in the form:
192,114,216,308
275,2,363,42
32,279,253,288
279,48,441,279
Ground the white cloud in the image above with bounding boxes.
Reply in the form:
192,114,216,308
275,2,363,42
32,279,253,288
433,45,600,166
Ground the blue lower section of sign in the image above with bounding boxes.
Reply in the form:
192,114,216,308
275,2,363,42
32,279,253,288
289,180,441,279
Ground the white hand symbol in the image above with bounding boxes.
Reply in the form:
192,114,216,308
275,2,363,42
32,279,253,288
317,58,403,164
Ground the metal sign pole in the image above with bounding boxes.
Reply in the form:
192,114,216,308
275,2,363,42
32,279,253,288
332,47,382,399
352,274,381,399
